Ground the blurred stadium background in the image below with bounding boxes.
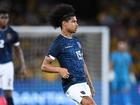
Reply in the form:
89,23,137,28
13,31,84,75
0,0,140,105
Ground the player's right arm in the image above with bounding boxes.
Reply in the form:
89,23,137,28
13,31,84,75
41,56,70,78
109,53,115,81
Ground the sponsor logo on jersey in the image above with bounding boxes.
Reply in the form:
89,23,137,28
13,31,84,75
80,91,86,94
6,33,12,40
77,42,81,48
65,46,73,48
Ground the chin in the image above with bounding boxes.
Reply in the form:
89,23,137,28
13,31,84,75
74,29,77,33
72,31,76,33
70,29,77,33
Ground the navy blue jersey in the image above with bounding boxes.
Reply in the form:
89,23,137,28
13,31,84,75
0,26,19,64
47,34,86,92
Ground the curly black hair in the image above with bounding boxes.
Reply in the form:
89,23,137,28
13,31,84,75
48,4,75,28
0,8,9,14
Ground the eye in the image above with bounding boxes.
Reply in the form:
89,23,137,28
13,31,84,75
0,16,9,19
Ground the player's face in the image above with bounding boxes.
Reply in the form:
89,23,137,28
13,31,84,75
63,16,78,34
0,14,9,27
118,41,128,52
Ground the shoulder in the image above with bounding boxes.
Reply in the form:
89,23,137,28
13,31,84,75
110,51,119,60
126,52,131,56
111,51,118,56
125,52,132,58
73,36,79,41
7,26,19,35
53,35,61,43
50,35,62,46
73,36,81,45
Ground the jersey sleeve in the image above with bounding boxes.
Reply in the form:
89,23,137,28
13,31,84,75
46,40,60,60
11,30,20,46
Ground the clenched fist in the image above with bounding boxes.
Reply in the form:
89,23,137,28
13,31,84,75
57,67,70,79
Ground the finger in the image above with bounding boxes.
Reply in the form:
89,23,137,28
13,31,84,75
66,75,69,78
63,74,69,78
64,68,69,73
63,75,67,78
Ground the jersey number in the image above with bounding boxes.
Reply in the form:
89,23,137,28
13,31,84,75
0,40,4,48
76,50,83,60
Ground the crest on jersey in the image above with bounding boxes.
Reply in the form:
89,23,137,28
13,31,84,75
77,42,81,48
6,33,12,40
80,91,86,94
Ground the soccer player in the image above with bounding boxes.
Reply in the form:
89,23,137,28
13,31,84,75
0,9,27,105
110,40,133,105
41,4,96,105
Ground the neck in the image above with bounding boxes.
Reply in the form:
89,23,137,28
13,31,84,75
118,50,126,53
61,30,72,38
0,25,7,30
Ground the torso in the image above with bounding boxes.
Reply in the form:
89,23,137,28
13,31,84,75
0,26,19,64
48,35,87,92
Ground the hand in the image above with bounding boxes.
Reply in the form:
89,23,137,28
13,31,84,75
57,67,70,79
19,66,28,80
88,83,96,97
90,85,96,97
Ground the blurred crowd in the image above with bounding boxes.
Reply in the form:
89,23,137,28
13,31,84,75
0,0,140,80
96,0,140,81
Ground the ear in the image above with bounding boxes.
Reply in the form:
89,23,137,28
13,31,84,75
62,21,66,26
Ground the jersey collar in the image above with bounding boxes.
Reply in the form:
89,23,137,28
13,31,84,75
60,33,73,39
0,26,8,31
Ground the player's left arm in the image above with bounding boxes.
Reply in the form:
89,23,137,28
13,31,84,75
128,54,136,83
12,30,27,78
14,44,27,78
83,61,95,96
